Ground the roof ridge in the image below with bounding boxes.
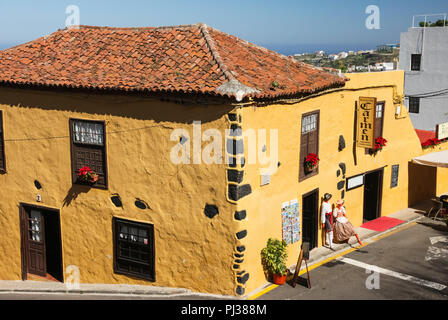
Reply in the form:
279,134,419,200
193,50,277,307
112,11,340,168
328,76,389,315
198,23,235,82
66,24,201,32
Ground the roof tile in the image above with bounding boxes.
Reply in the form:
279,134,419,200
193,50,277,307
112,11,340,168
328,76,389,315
0,23,345,101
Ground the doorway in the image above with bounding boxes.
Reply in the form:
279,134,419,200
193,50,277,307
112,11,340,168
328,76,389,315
302,189,319,250
20,204,63,282
363,169,384,222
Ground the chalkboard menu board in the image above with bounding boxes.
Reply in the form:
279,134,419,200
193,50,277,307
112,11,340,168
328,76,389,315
391,164,399,188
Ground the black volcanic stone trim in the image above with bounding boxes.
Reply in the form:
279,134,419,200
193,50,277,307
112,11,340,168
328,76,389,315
238,115,242,123
339,135,346,151
339,163,346,175
226,138,244,155
111,195,122,207
228,113,238,122
228,184,252,201
337,180,345,190
229,124,242,137
234,258,244,264
337,170,341,177
234,253,244,258
236,245,246,253
227,169,244,183
236,286,245,296
233,264,240,269
204,204,219,219
237,273,250,285
237,270,246,275
234,210,247,221
236,230,247,240
341,190,345,199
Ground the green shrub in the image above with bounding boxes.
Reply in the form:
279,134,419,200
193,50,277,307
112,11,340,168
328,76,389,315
261,238,288,276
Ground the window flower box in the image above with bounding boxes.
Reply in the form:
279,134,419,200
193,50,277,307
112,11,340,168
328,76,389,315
77,166,99,185
304,153,320,173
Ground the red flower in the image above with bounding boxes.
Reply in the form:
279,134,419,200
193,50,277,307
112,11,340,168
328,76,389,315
305,153,320,167
422,138,441,148
373,137,387,151
79,166,92,176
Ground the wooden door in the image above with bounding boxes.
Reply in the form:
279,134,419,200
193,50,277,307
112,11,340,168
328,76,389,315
22,207,47,277
302,189,319,250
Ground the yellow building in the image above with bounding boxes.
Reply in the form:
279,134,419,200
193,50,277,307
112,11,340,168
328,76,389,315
0,24,433,297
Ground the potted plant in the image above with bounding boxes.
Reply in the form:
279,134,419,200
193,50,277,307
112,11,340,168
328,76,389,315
261,238,288,285
422,138,442,149
304,153,319,173
77,166,99,185
370,136,387,155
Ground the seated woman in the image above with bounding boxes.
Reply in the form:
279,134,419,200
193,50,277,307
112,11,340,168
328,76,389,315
333,200,363,246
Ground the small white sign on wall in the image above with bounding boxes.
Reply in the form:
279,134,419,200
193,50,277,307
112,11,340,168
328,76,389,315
261,173,271,186
437,122,448,140
347,174,364,191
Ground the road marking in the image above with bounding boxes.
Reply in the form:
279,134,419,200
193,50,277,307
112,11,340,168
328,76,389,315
425,246,448,262
338,257,447,291
430,236,448,245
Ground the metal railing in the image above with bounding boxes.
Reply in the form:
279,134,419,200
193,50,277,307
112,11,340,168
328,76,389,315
412,14,447,28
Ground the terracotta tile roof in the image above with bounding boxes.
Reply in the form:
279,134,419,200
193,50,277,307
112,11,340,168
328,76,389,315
415,129,436,144
0,23,346,101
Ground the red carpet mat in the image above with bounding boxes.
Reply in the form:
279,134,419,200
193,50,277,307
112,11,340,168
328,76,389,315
360,216,405,232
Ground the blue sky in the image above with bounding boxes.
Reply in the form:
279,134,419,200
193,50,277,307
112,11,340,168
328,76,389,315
0,0,447,54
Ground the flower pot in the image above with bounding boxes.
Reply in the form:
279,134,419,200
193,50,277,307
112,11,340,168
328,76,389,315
305,165,316,174
273,274,287,285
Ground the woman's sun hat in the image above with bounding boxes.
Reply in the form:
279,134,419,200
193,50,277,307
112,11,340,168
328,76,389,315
324,193,332,201
336,199,344,206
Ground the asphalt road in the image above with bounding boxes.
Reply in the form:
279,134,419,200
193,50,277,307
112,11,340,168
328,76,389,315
258,217,448,300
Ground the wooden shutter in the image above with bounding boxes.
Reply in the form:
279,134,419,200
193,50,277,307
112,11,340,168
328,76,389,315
374,102,385,140
0,110,5,172
299,111,320,181
69,119,107,188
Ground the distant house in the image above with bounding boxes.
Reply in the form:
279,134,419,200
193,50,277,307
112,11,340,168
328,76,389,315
399,26,448,131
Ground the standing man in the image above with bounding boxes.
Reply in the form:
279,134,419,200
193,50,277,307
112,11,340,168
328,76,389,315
321,193,334,250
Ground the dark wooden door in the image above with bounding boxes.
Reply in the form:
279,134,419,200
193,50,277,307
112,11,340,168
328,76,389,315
302,189,319,250
299,111,319,180
22,208,47,277
363,170,384,222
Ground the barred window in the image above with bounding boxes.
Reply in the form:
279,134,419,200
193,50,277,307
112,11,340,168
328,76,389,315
73,121,104,145
69,119,107,188
0,110,5,172
411,54,421,71
113,218,155,281
408,97,420,114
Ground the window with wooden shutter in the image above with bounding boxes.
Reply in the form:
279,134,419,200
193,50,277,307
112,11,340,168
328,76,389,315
299,111,319,181
113,218,155,281
69,119,107,188
0,110,5,173
374,101,385,140
408,97,420,113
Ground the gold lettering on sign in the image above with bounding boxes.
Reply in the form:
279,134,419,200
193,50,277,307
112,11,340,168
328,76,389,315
356,97,377,148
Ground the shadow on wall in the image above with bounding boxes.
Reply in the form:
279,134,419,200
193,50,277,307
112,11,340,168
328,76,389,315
408,162,437,206
63,184,91,207
0,86,234,124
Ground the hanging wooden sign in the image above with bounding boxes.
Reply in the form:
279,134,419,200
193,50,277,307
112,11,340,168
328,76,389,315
356,97,377,149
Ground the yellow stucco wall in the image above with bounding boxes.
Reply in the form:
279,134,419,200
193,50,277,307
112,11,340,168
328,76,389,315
419,142,448,196
236,71,423,295
0,87,239,295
